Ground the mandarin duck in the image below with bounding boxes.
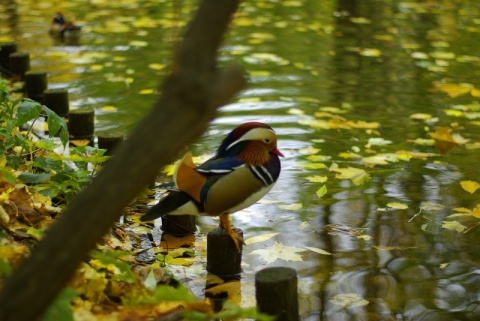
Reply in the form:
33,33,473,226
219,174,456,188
49,12,82,45
141,122,283,251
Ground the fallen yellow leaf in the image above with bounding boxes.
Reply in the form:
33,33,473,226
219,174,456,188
461,180,480,194
387,202,409,210
331,167,370,185
278,203,303,211
244,233,279,245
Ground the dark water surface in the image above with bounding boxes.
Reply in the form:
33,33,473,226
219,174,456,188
3,0,480,319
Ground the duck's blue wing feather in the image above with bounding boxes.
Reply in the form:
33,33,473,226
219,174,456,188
195,156,244,175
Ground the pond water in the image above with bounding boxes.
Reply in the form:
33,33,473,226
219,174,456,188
3,0,480,320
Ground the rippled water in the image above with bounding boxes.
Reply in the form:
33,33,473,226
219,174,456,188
3,0,480,319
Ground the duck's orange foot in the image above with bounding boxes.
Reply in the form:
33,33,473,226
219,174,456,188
219,214,244,252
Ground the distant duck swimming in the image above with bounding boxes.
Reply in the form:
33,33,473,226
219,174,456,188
49,12,81,46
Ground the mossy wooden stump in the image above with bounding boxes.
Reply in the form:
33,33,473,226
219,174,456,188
255,267,300,321
160,215,196,237
206,227,243,279
9,52,30,81
68,108,94,143
44,89,69,117
0,42,17,70
24,71,48,103
97,133,124,156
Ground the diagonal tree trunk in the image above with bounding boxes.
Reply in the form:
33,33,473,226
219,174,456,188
0,0,245,320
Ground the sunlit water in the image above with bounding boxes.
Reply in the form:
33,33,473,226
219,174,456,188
3,0,480,319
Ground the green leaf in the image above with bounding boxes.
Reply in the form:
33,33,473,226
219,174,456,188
27,227,45,240
42,105,69,147
16,100,42,126
90,250,136,283
316,184,327,197
0,259,12,277
41,288,77,321
18,172,51,184
442,220,467,233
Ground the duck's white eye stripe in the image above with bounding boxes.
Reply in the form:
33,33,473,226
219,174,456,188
226,128,275,151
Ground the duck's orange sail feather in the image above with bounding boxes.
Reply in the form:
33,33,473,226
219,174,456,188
173,152,206,203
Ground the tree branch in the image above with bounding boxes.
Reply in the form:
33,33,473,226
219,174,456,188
0,0,245,320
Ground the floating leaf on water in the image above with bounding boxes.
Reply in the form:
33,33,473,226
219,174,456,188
433,81,472,98
350,17,371,24
243,53,289,65
305,246,331,255
466,142,480,150
396,150,437,160
238,97,261,103
244,233,279,245
408,138,435,146
296,96,320,103
430,126,458,154
330,293,369,308
451,133,469,144
249,242,305,264
316,185,327,198
430,51,456,60
331,167,370,185
278,203,303,211
444,109,464,117
324,224,363,237
101,106,117,112
298,221,310,230
359,48,382,57
356,234,372,241
366,137,393,146
410,113,432,120
411,52,429,59
339,151,362,159
470,88,480,97
89,64,104,71
319,106,346,114
287,108,304,115
442,220,467,233
282,0,303,7
305,175,328,183
249,70,271,77
461,180,480,194
419,201,445,211
303,162,328,170
148,63,166,70
305,154,330,162
298,146,320,155
361,153,400,167
139,89,155,95
387,202,409,210
129,40,148,47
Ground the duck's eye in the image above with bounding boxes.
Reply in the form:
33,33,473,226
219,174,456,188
264,138,271,143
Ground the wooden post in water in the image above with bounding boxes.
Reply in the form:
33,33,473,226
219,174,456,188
0,42,17,71
161,215,196,236
255,267,300,321
206,227,243,279
68,108,94,144
97,133,124,156
24,71,48,103
44,89,69,117
9,52,30,81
